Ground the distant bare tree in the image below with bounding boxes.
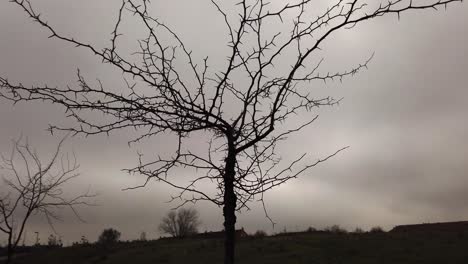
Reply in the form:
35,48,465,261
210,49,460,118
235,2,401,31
325,224,348,234
139,231,147,241
0,136,93,263
97,228,121,244
0,0,462,263
47,234,62,247
159,208,200,238
159,211,178,238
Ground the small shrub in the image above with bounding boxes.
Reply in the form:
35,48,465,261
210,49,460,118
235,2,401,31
353,227,364,234
47,234,61,247
325,225,347,234
80,235,89,245
370,226,385,233
253,230,267,238
71,236,89,247
140,231,147,241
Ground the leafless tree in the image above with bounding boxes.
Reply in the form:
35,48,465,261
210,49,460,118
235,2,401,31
159,211,178,238
139,231,147,241
159,208,201,238
0,136,93,263
47,234,62,247
0,0,462,263
97,228,121,244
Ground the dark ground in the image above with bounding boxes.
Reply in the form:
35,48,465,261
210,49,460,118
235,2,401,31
2,231,468,264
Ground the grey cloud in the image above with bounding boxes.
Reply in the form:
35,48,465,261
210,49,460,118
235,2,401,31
1,0,468,243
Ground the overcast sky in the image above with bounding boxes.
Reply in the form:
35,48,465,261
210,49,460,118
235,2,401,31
1,0,468,245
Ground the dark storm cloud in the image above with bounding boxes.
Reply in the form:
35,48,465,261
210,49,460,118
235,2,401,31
1,0,468,243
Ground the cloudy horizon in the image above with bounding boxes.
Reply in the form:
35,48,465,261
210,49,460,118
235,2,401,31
1,0,468,246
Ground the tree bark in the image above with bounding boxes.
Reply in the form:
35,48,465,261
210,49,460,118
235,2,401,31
6,241,13,264
223,141,237,264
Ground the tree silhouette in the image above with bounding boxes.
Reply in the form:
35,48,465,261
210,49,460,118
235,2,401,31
98,228,121,245
0,0,462,263
0,136,93,263
159,208,201,238
139,231,147,241
47,234,62,247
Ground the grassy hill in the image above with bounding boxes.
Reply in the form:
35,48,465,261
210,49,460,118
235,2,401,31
3,231,468,264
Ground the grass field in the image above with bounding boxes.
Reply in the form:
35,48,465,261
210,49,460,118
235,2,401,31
3,231,468,264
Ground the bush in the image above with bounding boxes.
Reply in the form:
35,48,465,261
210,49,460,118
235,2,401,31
253,230,267,238
140,231,147,241
353,227,364,234
325,225,347,234
47,234,62,247
98,228,121,244
370,226,385,233
72,236,90,247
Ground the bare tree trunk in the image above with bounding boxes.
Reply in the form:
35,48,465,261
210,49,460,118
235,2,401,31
223,142,237,264
6,251,12,264
6,238,13,264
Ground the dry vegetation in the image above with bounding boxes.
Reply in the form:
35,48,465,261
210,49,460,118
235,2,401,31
3,230,468,264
